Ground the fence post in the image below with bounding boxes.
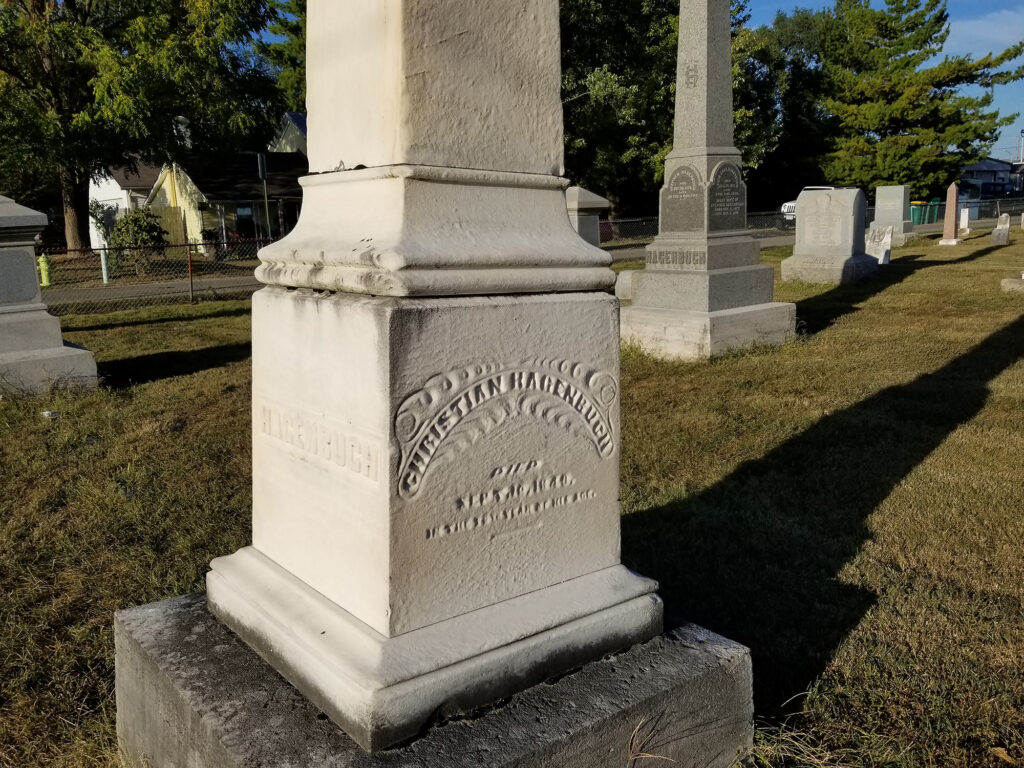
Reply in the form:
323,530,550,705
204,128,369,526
100,249,110,284
187,245,195,303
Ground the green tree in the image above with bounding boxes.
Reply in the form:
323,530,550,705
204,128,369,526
264,0,306,112
819,0,1024,198
107,207,168,276
0,0,281,250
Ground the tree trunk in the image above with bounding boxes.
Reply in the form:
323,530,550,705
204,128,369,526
60,167,92,251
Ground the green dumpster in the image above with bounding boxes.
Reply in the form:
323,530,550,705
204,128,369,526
927,197,941,224
910,201,926,225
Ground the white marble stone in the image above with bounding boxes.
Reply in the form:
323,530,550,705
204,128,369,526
782,189,878,285
992,213,1011,246
565,186,610,248
620,0,795,359
0,196,96,395
959,207,971,236
872,185,915,246
204,0,662,753
866,225,893,266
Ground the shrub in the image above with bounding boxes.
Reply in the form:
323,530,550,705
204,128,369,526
107,208,168,275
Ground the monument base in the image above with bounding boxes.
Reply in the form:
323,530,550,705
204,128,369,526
115,594,753,768
621,302,795,360
938,239,962,247
208,547,662,751
0,346,97,394
780,253,879,286
1001,278,1024,294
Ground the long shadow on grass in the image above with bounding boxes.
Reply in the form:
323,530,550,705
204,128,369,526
798,245,1005,334
622,313,1024,716
67,306,251,333
100,342,252,389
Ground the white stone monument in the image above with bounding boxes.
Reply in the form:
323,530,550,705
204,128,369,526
619,0,795,359
0,196,96,395
782,189,879,285
204,0,662,752
866,225,893,266
959,206,971,237
871,185,915,246
565,186,610,247
992,213,1012,245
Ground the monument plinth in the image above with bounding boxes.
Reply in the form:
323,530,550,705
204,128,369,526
207,0,665,753
621,0,795,359
0,196,96,395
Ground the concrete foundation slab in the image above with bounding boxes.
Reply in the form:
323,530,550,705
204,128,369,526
621,302,796,359
116,595,753,768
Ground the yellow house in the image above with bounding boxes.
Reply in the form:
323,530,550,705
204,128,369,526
146,153,308,247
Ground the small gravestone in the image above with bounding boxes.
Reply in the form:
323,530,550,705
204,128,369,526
866,225,893,265
960,207,972,237
620,0,795,359
871,185,915,246
938,183,962,246
565,186,610,247
0,196,96,394
992,213,1011,245
781,189,879,285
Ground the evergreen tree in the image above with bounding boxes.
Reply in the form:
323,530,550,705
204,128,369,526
820,0,1024,198
265,0,307,112
0,1,281,249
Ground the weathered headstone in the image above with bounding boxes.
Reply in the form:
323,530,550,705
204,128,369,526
620,0,795,358
0,196,96,394
938,183,962,246
781,189,879,285
866,225,894,266
115,1,754,764
565,186,610,247
871,185,915,246
959,206,972,237
992,213,1011,245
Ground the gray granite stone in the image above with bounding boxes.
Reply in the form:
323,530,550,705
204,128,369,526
992,214,1011,246
782,188,878,286
866,225,893,266
872,186,915,246
115,595,754,768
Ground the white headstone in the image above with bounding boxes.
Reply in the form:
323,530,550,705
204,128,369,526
992,213,1011,245
565,186,610,247
619,0,795,358
782,189,879,285
0,196,96,394
959,206,971,236
206,0,662,752
866,225,893,266
871,185,915,246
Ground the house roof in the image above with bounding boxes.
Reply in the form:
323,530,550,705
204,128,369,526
181,152,309,201
963,157,1013,173
284,112,308,137
108,164,163,192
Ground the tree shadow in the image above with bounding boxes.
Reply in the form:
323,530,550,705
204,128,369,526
68,306,251,333
100,343,251,389
622,314,1024,715
797,246,1004,334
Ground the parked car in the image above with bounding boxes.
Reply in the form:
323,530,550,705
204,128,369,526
781,186,836,223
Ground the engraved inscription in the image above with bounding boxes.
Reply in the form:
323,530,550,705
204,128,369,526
257,399,382,484
427,462,598,541
395,360,618,500
683,62,701,89
647,249,707,269
708,163,746,232
661,166,704,233
807,194,842,248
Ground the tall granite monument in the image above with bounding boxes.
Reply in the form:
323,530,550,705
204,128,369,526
620,0,795,359
939,183,962,246
781,189,879,285
871,185,915,246
0,196,96,394
115,1,754,764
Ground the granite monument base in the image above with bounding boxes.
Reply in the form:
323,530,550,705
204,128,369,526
781,253,879,286
0,308,97,394
115,595,754,768
621,302,795,359
938,239,962,247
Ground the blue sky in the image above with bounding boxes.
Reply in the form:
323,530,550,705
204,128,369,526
747,0,1024,160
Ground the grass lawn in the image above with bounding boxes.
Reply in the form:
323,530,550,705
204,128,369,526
2,232,1023,766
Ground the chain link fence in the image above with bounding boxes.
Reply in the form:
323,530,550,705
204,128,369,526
35,239,270,315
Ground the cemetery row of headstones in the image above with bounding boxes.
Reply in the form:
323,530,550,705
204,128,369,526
1,1,1019,766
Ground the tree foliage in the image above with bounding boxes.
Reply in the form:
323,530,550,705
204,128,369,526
0,0,282,249
264,0,306,112
818,0,1024,198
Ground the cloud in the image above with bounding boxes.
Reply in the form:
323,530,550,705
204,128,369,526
944,8,1024,58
